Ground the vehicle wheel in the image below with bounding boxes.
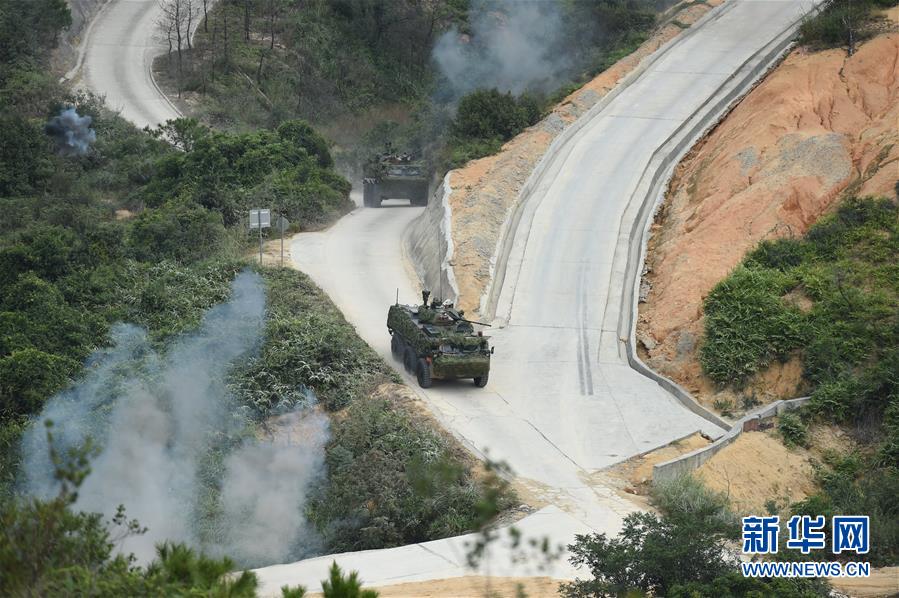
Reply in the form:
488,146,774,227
403,347,416,374
473,373,489,388
391,334,403,360
363,181,378,208
416,359,432,389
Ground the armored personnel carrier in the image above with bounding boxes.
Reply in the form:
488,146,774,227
387,290,493,389
362,145,429,208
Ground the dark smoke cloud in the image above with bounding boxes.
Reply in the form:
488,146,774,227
21,271,329,566
432,0,570,102
44,107,97,156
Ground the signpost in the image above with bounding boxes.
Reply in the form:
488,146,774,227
276,214,290,266
249,209,271,264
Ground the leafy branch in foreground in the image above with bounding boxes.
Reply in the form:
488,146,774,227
561,475,829,598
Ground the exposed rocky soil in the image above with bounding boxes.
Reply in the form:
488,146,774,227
443,0,722,314
638,32,899,413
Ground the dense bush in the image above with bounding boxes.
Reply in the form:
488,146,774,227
444,89,542,167
561,475,828,597
453,89,540,141
702,195,899,565
797,0,898,50
700,266,806,385
143,119,351,227
791,452,899,565
126,201,227,263
232,268,396,415
778,411,810,448
308,394,509,552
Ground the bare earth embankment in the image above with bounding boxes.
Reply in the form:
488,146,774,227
638,32,899,411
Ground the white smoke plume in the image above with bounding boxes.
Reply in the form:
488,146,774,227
21,271,329,566
44,107,97,156
432,0,570,101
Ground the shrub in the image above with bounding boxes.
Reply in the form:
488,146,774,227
700,266,806,385
0,348,79,416
561,511,737,597
778,411,809,448
453,89,541,142
308,394,504,552
126,201,227,263
796,0,893,50
650,474,739,536
0,113,55,195
792,453,899,565
562,475,828,597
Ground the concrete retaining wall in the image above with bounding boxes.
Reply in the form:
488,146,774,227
403,174,460,303
616,0,824,432
652,397,811,483
482,0,740,323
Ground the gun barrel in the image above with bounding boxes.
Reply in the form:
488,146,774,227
457,317,491,327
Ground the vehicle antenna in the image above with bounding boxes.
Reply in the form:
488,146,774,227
395,287,399,306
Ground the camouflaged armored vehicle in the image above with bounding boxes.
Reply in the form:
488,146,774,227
387,290,493,389
363,145,429,208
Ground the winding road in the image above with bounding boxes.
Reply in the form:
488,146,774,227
77,0,823,593
81,0,182,129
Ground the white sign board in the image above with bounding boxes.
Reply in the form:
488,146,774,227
249,209,271,229
277,215,290,232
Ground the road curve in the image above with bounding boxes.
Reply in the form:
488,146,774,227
256,1,822,593
81,0,181,129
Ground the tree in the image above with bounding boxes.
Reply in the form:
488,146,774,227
0,425,262,596
453,89,540,142
158,0,200,95
560,476,830,598
320,562,378,598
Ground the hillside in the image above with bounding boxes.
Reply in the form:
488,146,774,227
637,3,899,573
0,1,510,592
151,0,665,173
639,29,899,410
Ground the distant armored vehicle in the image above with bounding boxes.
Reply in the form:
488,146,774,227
387,290,493,388
363,145,429,208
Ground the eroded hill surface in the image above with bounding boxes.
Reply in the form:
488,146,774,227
638,33,899,410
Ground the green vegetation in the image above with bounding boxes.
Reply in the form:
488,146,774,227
233,267,396,414
0,0,353,494
143,118,351,229
792,452,899,565
447,89,542,168
798,0,899,52
701,196,898,403
1,431,384,596
778,412,810,448
161,0,661,172
561,475,830,597
0,431,263,596
309,392,512,552
1,1,505,583
701,195,899,564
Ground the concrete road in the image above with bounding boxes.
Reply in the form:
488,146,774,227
81,0,182,129
257,1,821,593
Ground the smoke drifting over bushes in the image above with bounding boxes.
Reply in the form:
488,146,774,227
44,107,97,155
22,271,329,566
432,0,570,101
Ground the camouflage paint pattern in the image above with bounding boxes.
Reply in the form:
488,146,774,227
387,303,491,380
